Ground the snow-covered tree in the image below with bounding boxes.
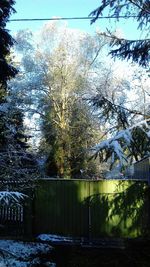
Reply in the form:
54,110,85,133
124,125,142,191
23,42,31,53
89,1,150,171
0,0,17,147
91,65,150,170
0,1,39,182
11,22,107,178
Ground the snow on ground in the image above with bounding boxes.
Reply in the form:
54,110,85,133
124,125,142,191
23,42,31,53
37,234,87,246
37,234,75,244
0,239,55,267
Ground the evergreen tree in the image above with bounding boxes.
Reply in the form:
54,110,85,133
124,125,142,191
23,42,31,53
90,0,150,67
0,0,17,89
69,99,100,178
0,0,17,148
91,67,150,170
89,1,150,170
0,1,38,181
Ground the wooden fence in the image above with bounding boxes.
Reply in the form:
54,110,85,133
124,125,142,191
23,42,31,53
0,178,149,239
33,179,150,239
0,205,24,236
0,180,33,237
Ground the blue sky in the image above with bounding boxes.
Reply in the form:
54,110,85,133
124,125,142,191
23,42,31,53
8,0,141,39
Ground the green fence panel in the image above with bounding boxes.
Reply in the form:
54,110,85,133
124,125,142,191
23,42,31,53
33,179,149,238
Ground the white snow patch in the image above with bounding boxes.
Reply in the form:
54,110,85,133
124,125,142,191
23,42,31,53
38,234,74,243
0,240,53,258
0,240,54,267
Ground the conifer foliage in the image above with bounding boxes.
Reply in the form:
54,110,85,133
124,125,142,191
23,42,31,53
89,1,150,170
90,0,150,67
0,0,17,89
0,1,38,181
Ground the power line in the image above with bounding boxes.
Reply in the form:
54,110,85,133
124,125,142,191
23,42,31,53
8,15,138,22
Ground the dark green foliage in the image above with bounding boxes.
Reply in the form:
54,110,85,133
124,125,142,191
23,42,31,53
130,125,150,161
90,0,150,67
40,105,70,178
0,0,17,88
0,0,17,145
92,95,130,129
39,99,99,178
0,0,18,151
90,0,150,25
109,36,149,67
69,100,98,178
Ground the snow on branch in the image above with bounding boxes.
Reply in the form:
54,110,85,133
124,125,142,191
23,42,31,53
92,119,150,167
0,191,27,206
